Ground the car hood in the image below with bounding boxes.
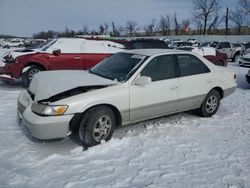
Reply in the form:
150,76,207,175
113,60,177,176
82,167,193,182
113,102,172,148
29,70,118,101
8,49,41,59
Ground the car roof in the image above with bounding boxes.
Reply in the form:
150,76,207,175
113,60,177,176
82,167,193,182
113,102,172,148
123,49,186,56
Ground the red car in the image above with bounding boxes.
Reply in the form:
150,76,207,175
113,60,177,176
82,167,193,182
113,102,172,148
204,50,228,66
0,38,125,86
191,47,228,66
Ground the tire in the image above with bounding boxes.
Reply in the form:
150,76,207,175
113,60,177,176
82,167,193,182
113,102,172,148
79,106,116,147
233,53,239,62
22,65,43,87
198,89,220,117
215,60,224,66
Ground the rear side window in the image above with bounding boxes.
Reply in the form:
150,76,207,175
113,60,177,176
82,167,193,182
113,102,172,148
141,55,176,81
177,54,210,77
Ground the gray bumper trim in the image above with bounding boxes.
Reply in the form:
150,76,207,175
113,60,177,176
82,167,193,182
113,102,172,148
223,87,236,98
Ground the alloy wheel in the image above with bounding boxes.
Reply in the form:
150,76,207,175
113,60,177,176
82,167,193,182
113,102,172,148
206,95,218,113
93,115,112,142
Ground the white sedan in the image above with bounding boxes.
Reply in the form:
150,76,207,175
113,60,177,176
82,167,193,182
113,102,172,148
17,49,237,147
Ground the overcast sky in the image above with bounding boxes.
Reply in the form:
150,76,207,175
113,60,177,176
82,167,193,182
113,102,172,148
0,0,239,37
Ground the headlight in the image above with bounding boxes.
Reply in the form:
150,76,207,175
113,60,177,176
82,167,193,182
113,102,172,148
31,103,68,116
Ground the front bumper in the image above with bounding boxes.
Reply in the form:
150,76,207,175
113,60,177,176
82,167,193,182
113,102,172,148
223,86,236,97
246,74,250,84
0,63,22,80
18,90,74,140
0,74,16,84
21,109,73,139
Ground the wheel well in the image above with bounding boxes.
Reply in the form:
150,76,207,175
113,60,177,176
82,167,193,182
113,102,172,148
69,104,122,133
212,87,223,99
233,51,240,57
22,62,46,73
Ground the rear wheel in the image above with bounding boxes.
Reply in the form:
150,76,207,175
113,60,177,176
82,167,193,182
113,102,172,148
198,89,220,117
22,65,44,87
79,106,116,147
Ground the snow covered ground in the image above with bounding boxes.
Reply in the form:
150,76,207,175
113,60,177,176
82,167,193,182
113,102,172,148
0,51,249,187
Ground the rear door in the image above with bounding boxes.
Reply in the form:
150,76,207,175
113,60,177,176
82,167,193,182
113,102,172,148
129,55,179,121
176,54,212,111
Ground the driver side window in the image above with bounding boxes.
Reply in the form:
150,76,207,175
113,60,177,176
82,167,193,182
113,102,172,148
140,55,176,81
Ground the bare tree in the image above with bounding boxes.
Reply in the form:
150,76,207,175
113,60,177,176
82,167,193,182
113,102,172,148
158,14,171,36
144,19,157,36
181,19,190,35
99,24,105,35
239,0,250,14
192,0,220,35
82,24,89,34
110,22,122,37
207,4,221,34
225,7,230,35
194,19,203,35
104,23,109,35
173,12,180,35
125,20,138,37
230,7,246,35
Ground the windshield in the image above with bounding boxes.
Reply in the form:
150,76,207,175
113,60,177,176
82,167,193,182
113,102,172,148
90,52,147,82
41,39,57,51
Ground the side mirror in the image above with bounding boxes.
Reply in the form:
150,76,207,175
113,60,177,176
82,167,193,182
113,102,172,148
134,76,152,85
52,49,61,56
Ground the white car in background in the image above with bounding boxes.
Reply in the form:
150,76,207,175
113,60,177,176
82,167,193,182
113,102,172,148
238,52,250,67
17,49,236,147
3,39,24,48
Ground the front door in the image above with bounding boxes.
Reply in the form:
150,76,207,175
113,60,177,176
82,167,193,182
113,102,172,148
129,55,179,122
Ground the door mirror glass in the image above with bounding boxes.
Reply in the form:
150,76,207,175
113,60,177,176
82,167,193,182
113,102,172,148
134,76,152,85
52,49,61,56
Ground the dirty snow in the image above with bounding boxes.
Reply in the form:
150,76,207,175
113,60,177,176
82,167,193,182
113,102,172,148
0,50,250,187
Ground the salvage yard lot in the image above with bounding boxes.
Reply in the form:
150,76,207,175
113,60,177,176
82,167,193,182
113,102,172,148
0,56,249,187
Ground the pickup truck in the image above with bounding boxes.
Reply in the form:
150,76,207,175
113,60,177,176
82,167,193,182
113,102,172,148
210,41,243,62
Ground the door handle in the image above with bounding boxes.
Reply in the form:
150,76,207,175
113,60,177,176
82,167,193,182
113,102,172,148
169,86,178,90
74,56,82,60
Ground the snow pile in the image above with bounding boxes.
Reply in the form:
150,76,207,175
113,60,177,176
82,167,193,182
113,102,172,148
0,38,126,62
0,61,249,187
46,38,125,54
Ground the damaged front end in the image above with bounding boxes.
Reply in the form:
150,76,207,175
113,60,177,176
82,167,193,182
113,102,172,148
39,85,108,103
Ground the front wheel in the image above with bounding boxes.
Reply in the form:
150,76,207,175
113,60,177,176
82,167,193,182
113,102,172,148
198,89,220,117
22,65,43,87
79,107,116,147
